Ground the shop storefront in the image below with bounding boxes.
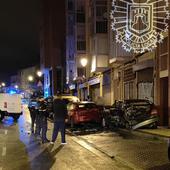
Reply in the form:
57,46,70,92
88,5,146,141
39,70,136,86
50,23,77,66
123,61,136,99
103,70,111,105
88,76,101,103
78,82,88,101
69,83,77,96
133,54,155,102
156,34,170,126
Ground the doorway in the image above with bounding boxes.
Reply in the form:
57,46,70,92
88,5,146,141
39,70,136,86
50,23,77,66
160,77,168,126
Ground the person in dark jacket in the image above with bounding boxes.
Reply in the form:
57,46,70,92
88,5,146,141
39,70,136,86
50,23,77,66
51,93,68,145
38,98,50,143
28,99,39,133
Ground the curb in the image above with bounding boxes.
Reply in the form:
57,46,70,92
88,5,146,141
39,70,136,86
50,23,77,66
118,128,170,141
66,129,138,170
66,129,114,157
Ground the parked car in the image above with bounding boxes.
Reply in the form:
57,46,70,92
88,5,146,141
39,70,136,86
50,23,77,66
103,99,159,129
0,93,22,121
68,101,102,127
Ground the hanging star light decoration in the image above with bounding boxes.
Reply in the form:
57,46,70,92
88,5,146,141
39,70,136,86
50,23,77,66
111,0,170,53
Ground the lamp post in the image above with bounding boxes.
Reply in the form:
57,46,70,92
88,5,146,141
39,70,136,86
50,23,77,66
80,58,88,77
80,58,88,101
1,82,6,93
27,75,34,97
37,71,43,77
2,82,6,87
28,75,34,82
14,85,18,89
36,70,44,97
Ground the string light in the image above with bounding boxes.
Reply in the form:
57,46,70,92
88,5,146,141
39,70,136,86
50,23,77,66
111,0,170,53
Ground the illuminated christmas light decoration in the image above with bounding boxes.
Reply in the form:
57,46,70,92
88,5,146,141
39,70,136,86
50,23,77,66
111,0,170,53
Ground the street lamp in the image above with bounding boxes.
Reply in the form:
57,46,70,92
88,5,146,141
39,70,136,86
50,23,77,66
28,75,34,82
14,85,18,89
2,82,6,87
37,71,43,77
80,58,88,67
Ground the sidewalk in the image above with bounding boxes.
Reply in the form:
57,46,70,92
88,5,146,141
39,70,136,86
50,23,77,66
137,127,170,139
78,129,170,170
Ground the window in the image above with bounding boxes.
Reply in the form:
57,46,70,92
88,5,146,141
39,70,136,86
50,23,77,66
96,6,107,17
96,21,107,33
77,41,86,51
124,81,134,99
68,1,73,10
77,13,85,23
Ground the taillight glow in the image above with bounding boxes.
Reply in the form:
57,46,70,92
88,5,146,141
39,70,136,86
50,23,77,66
151,109,158,115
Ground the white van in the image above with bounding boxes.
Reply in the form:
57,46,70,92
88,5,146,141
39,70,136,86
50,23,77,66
0,93,22,121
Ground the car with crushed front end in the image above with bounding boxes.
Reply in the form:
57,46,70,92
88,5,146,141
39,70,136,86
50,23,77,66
103,99,159,130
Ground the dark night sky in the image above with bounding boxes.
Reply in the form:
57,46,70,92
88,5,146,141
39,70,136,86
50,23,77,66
0,0,40,81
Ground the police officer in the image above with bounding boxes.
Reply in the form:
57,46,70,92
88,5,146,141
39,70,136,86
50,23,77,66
35,98,41,138
28,98,38,133
38,98,50,143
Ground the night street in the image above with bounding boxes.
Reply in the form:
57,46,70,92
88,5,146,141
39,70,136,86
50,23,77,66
0,106,169,170
0,0,170,169
0,106,131,170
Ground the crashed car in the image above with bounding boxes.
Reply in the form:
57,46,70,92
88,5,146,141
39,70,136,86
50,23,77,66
103,99,159,130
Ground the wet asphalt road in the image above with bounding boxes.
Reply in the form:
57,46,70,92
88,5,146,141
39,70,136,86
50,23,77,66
0,106,131,170
1,105,170,170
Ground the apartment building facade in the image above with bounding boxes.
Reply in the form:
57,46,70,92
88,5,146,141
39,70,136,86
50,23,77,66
40,0,66,97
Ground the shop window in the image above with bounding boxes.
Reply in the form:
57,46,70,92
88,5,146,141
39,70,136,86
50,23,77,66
124,67,136,82
138,82,153,102
159,37,168,71
124,81,134,99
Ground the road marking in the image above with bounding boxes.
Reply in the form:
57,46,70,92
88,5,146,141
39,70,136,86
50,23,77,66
4,130,7,135
2,147,6,156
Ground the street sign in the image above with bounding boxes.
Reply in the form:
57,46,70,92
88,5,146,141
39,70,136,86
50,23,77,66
37,80,43,87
